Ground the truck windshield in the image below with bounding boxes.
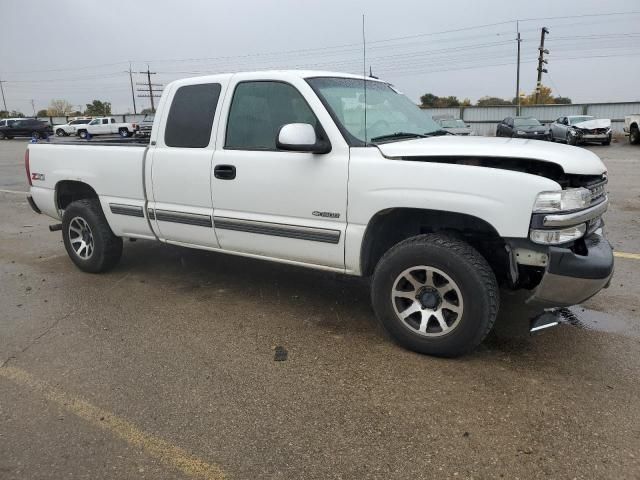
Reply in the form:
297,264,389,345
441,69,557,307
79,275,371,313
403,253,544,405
307,77,441,145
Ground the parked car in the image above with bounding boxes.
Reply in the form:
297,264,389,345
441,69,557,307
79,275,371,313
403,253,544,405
624,115,640,145
549,115,611,146
75,117,138,139
0,118,24,129
432,115,476,136
25,70,612,358
54,118,92,136
496,116,547,139
135,114,155,137
0,118,52,139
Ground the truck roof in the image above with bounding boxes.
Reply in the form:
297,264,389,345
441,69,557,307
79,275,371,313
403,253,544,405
166,70,388,88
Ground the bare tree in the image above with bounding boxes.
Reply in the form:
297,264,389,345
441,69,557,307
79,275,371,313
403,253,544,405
47,99,75,116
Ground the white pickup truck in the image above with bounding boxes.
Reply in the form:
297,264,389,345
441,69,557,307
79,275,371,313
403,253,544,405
75,116,137,139
25,70,613,357
624,115,640,144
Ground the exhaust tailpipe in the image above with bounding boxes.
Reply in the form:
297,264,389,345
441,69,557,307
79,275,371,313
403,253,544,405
530,311,559,334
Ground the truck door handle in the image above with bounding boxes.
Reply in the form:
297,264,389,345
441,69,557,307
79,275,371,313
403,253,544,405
214,164,236,180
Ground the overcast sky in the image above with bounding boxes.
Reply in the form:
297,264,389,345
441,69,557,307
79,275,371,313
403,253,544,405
2,0,639,114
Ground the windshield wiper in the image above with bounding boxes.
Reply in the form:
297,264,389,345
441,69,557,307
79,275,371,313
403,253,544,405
424,129,454,137
370,132,427,143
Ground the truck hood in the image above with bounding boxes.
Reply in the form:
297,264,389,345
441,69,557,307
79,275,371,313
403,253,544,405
375,135,606,175
573,118,611,130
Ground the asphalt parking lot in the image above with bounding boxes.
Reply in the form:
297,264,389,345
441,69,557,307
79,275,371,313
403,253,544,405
1,137,639,479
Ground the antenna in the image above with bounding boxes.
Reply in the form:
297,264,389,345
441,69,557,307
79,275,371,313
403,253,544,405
362,14,367,144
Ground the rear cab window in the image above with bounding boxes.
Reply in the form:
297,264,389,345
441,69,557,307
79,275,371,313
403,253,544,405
164,83,222,148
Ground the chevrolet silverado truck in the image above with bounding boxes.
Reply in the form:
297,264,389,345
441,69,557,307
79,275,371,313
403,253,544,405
75,116,137,139
25,71,614,357
624,115,640,144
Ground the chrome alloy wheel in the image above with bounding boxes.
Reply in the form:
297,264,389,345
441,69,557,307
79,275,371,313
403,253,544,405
68,216,94,260
391,266,464,337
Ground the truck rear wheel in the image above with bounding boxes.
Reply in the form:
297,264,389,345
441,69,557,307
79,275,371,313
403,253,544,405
62,199,123,273
631,125,640,145
371,233,499,357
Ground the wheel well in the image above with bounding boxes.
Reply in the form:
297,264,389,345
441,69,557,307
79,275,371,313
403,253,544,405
360,208,509,282
631,122,639,130
56,181,98,212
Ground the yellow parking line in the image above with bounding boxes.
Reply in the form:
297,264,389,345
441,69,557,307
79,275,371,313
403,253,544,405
614,251,640,260
0,366,226,480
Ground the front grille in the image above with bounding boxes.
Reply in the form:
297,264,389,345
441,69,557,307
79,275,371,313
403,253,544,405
587,179,607,204
561,173,608,204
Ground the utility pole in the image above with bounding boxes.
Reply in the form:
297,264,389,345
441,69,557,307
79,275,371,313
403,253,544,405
128,62,137,115
0,79,7,112
534,27,550,105
137,65,162,113
515,21,521,116
31,99,36,117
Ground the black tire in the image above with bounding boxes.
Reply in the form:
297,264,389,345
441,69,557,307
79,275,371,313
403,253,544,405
56,128,67,137
630,126,640,145
547,131,554,142
119,128,129,138
0,131,6,140
566,132,577,145
602,138,611,146
78,129,88,139
31,131,41,140
371,233,499,357
62,199,123,273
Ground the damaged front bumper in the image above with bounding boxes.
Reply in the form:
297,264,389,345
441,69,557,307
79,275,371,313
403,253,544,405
526,230,613,308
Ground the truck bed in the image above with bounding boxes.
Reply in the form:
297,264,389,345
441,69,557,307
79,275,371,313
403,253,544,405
27,142,149,233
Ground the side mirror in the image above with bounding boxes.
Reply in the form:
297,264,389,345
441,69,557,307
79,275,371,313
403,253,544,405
277,123,331,154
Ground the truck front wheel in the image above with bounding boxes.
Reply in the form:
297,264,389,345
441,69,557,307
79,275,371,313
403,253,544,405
630,125,640,145
62,199,123,273
371,233,499,357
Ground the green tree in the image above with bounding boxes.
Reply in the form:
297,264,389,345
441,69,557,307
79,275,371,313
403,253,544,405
434,96,461,108
554,96,572,105
420,93,440,107
476,96,513,106
85,100,112,116
0,110,25,118
36,109,49,117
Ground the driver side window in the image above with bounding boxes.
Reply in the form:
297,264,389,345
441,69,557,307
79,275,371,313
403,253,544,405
225,81,317,151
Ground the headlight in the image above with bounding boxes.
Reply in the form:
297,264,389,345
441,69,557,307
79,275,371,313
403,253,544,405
516,130,526,135
530,224,586,245
533,188,591,212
